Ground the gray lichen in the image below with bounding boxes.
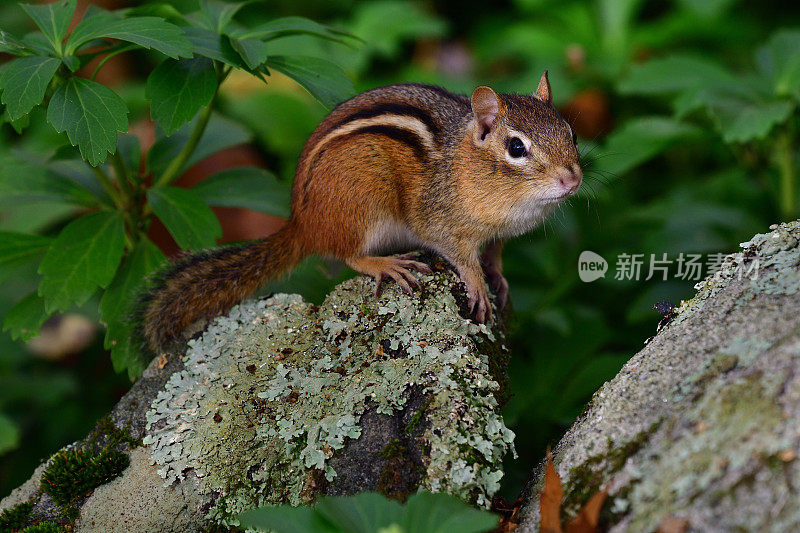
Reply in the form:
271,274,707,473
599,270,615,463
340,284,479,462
673,220,800,325
142,263,514,526
519,220,800,532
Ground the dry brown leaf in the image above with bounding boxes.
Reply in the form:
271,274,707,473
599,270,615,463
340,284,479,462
540,449,564,533
539,449,607,533
492,496,523,532
565,489,607,533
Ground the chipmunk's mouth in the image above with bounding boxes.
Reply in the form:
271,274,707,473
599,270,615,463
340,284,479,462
541,190,577,203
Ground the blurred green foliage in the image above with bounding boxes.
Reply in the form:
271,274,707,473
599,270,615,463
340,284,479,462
237,491,498,533
0,0,798,509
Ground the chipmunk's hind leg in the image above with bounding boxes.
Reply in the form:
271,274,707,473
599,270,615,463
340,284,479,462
346,255,432,296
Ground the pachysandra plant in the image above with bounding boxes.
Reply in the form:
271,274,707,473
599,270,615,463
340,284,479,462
0,0,357,379
615,29,800,220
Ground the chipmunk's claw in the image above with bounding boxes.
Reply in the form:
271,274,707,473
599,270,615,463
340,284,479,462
368,256,431,297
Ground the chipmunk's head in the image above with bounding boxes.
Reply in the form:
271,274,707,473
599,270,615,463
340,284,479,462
468,72,582,208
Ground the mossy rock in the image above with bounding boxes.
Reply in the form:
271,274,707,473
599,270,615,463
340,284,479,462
518,220,800,532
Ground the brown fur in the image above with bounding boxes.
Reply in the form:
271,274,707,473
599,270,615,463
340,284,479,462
141,224,303,351
140,80,581,351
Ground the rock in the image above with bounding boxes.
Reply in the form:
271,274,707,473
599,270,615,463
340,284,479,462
518,220,800,532
1,256,514,531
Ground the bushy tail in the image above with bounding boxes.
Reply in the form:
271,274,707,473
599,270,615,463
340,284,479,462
135,224,304,353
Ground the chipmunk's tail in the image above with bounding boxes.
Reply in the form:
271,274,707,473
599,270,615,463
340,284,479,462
135,223,305,353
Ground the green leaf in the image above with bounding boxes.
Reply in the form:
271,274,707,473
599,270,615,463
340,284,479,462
234,16,353,45
1,110,31,134
123,3,188,25
38,211,126,312
237,492,496,533
0,158,99,208
316,493,403,532
677,0,737,18
20,33,57,56
65,14,193,58
20,0,77,54
100,238,165,327
61,54,81,72
0,411,21,455
0,57,61,121
101,238,165,378
199,0,253,33
677,81,795,143
237,505,334,533
148,186,222,250
117,134,142,176
399,492,498,533
618,55,735,96
193,167,290,217
230,37,271,70
755,30,800,99
147,113,251,177
146,58,218,135
47,77,129,166
349,1,446,59
596,116,702,176
4,291,50,342
184,27,245,68
0,231,52,273
0,30,32,56
264,56,354,109
711,97,793,143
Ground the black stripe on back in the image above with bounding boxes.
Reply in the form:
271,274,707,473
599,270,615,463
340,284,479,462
300,124,429,202
349,125,429,161
407,83,469,103
326,103,440,138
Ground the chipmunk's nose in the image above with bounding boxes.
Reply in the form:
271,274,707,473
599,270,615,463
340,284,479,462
555,165,582,194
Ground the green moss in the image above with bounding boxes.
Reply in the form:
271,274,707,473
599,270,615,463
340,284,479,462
404,397,433,437
378,439,405,460
91,416,142,449
561,422,660,518
623,373,786,532
41,446,129,509
0,500,33,532
21,522,63,533
376,439,421,501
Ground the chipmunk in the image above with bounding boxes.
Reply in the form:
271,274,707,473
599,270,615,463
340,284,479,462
138,71,582,352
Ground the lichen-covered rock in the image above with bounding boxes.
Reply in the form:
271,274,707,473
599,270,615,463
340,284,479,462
518,220,800,532
2,256,514,531
143,260,514,527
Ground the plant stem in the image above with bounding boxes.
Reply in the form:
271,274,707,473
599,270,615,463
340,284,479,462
775,129,797,221
152,62,232,189
111,150,133,197
90,164,125,210
153,91,217,188
91,45,138,81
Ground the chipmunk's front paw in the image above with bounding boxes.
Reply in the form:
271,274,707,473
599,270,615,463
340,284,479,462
348,255,432,297
467,283,492,324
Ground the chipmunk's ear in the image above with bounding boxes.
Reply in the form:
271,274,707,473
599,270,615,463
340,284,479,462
471,86,500,142
535,70,552,104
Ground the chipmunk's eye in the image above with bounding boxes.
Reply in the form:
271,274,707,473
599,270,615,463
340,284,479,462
507,137,526,158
